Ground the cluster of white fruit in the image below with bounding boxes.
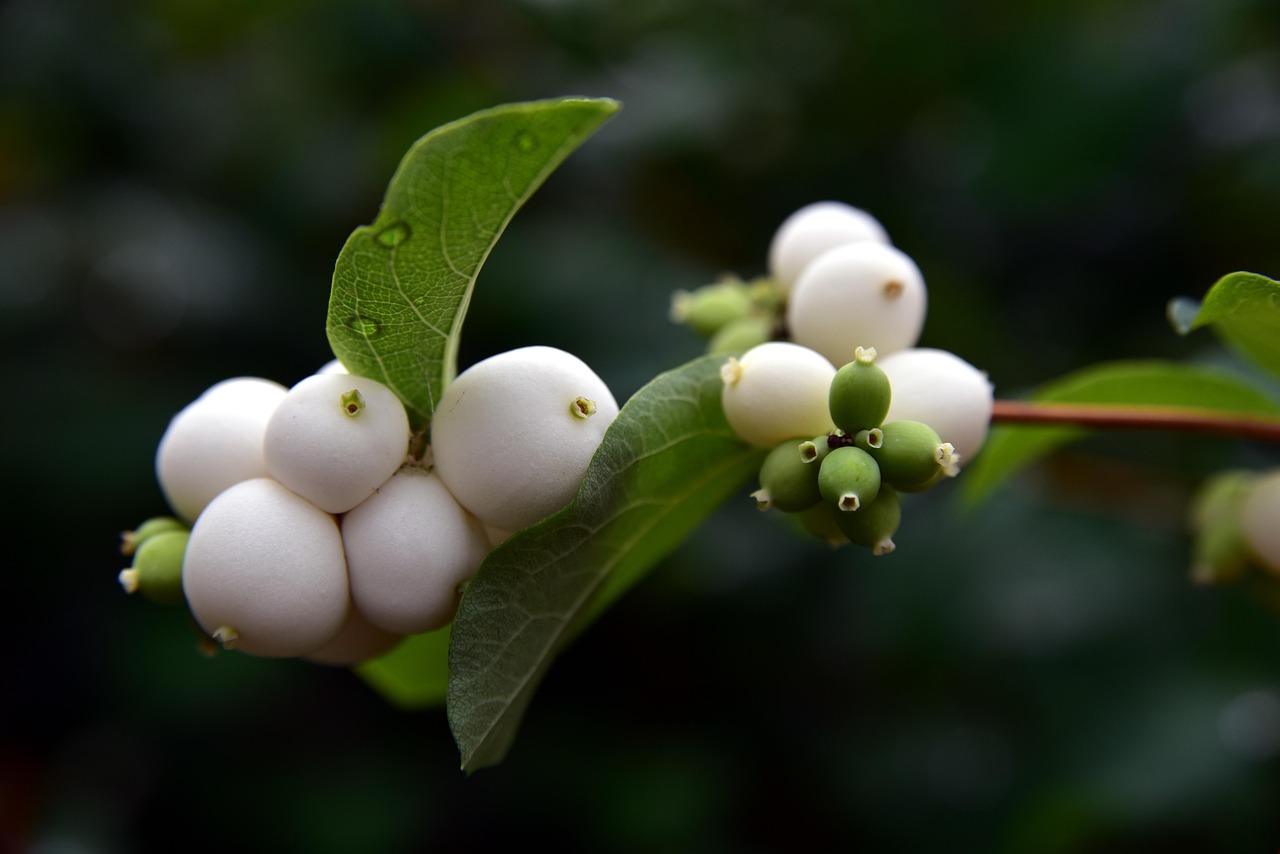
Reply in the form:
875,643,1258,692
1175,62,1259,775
121,346,618,664
674,201,995,551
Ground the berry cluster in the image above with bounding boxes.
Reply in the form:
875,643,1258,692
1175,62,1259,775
723,344,974,554
672,201,926,363
120,346,618,664
683,200,994,553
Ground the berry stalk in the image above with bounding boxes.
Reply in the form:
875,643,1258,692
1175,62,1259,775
990,400,1280,443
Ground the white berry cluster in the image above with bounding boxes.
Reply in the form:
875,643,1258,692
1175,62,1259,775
695,201,994,553
1188,468,1280,585
671,201,926,362
121,345,618,664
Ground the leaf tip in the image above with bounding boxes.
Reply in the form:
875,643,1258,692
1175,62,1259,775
1167,297,1201,336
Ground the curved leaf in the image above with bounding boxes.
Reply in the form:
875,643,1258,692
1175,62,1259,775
963,360,1280,505
1169,271,1280,379
446,354,764,772
326,97,620,429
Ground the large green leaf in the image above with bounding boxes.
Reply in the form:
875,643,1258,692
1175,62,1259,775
962,360,1280,505
326,97,620,429
446,354,764,772
1169,271,1280,380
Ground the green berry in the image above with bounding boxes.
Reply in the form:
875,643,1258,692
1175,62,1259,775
120,515,187,557
853,428,883,451
753,439,823,513
795,503,849,547
869,420,956,488
1192,469,1261,584
118,529,190,605
798,433,836,465
828,346,892,434
833,485,901,555
670,280,755,338
708,314,774,356
818,445,881,512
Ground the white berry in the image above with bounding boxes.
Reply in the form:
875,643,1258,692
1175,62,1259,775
720,341,836,448
183,478,350,658
264,373,410,514
155,377,288,523
767,201,889,294
342,467,490,634
787,241,927,365
304,607,404,667
429,345,619,531
878,347,994,461
1242,469,1280,576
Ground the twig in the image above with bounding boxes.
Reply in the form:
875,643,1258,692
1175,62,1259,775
990,400,1280,443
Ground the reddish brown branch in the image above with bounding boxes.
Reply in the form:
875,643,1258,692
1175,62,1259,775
990,400,1280,443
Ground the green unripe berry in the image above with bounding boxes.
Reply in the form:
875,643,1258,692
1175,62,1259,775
753,439,823,513
798,433,836,465
708,315,774,356
1192,469,1262,584
118,529,189,605
894,468,947,493
869,420,956,489
795,503,850,547
670,280,755,338
120,515,187,557
828,346,892,434
853,428,883,451
818,445,881,512
833,485,901,555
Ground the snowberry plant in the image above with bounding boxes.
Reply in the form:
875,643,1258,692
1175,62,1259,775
116,97,1280,773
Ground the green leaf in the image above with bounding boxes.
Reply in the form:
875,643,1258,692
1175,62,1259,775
326,97,620,429
355,624,451,709
962,360,1280,505
1169,271,1280,379
446,354,765,772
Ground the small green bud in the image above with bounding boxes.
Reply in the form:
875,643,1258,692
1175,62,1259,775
746,277,785,315
833,485,901,555
818,445,881,512
798,433,836,465
853,427,884,451
1189,469,1260,585
708,315,774,356
120,515,187,557
118,529,189,605
828,346,892,435
869,420,953,488
670,280,755,338
756,438,823,513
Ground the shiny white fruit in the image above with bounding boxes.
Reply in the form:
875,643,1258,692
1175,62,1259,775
787,241,927,365
767,201,890,294
1242,469,1280,575
183,478,349,658
342,467,490,634
317,359,348,375
430,345,619,531
264,373,410,514
878,347,994,461
720,341,836,448
155,377,288,523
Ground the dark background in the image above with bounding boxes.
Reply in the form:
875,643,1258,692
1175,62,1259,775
6,0,1280,851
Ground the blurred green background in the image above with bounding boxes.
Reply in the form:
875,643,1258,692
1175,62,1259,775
6,0,1280,850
